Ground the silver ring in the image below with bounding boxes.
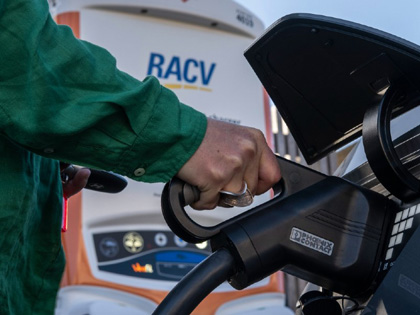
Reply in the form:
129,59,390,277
219,182,254,207
220,182,248,196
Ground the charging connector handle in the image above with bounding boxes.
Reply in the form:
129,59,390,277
161,155,396,296
161,155,327,244
211,176,395,295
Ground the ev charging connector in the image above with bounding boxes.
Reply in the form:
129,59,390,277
161,156,397,297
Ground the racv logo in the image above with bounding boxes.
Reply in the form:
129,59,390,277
147,52,216,92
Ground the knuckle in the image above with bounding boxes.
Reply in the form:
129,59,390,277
228,155,244,171
238,137,258,160
248,127,265,141
208,168,226,184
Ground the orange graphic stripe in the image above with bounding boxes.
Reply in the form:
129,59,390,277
164,83,212,92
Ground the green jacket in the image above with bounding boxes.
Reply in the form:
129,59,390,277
0,0,207,313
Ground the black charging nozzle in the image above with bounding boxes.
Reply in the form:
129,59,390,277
160,156,397,306
211,172,394,295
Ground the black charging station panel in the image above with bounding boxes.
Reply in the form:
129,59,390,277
245,13,420,164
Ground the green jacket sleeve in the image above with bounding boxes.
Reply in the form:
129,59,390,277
0,0,207,183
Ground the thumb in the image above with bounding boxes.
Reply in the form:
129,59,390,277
63,168,91,198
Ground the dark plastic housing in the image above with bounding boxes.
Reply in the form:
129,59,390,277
211,176,396,295
161,156,397,296
245,14,420,164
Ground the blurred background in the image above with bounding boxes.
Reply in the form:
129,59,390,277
50,1,420,314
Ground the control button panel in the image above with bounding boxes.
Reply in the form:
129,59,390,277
93,230,210,282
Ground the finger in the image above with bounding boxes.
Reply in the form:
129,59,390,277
219,142,257,197
191,188,220,210
189,162,245,210
219,174,247,195
255,150,281,195
191,171,245,210
215,159,250,208
63,168,91,198
242,156,260,196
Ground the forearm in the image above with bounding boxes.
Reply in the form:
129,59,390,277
0,0,207,182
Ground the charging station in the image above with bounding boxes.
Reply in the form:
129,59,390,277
50,3,420,313
155,14,420,315
52,1,292,314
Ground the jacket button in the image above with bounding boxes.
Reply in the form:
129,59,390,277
134,168,146,176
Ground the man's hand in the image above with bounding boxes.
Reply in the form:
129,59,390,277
177,118,281,210
62,168,91,198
